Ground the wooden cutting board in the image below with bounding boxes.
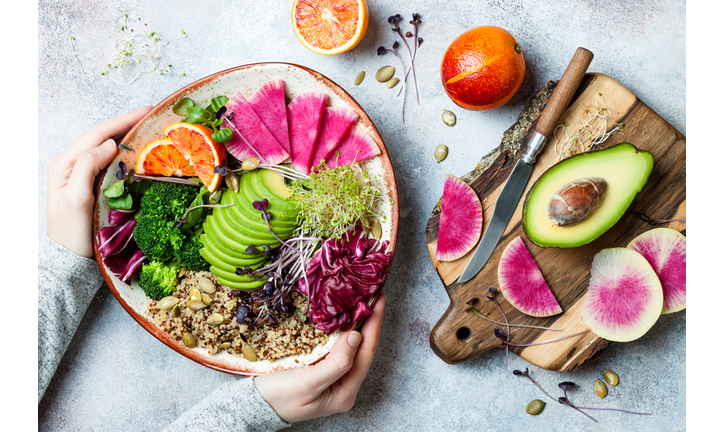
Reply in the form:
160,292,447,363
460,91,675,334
426,73,686,371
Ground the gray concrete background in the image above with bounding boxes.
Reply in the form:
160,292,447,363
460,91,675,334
38,0,686,430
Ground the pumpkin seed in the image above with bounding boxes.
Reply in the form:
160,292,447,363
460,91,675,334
242,157,260,171
442,109,457,127
242,344,258,362
177,267,188,278
354,71,365,86
225,172,240,193
375,65,395,82
171,304,181,318
371,219,382,240
207,313,224,325
209,189,223,204
604,369,619,386
158,296,180,310
434,145,448,163
198,277,216,294
187,299,207,311
220,342,231,349
526,399,545,415
182,332,196,348
201,293,213,305
386,78,400,89
594,379,608,398
189,287,202,302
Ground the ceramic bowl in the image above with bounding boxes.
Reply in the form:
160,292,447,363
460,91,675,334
92,63,399,376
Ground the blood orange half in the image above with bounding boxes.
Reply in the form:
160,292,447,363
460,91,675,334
162,122,227,192
135,137,197,178
292,0,369,55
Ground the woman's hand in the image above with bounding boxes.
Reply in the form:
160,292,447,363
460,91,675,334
46,106,153,257
255,293,386,423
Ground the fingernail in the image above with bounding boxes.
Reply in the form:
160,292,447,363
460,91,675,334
347,331,361,349
102,139,116,150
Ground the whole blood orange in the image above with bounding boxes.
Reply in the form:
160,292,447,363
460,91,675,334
440,26,525,111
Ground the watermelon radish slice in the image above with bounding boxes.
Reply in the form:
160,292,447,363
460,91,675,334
325,126,381,170
225,92,289,165
309,106,359,171
249,79,291,162
287,92,327,175
497,236,562,317
627,228,686,314
581,248,663,342
435,175,483,262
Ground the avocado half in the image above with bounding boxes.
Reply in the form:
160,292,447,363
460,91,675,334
523,143,653,248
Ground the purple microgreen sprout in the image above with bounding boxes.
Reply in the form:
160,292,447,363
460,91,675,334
174,202,234,228
396,13,422,103
639,213,686,225
488,287,510,370
215,106,227,119
213,165,228,176
116,161,128,180
466,299,562,331
513,369,558,402
258,164,309,181
133,173,203,186
494,328,588,348
377,43,408,123
220,113,268,164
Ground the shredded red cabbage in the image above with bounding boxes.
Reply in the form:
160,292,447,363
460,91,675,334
299,227,392,333
103,240,147,282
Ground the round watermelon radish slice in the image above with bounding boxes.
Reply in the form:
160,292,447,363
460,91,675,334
435,175,482,262
497,236,562,317
627,228,686,314
581,248,663,342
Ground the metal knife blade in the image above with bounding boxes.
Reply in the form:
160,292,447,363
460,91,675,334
455,47,594,284
457,158,533,283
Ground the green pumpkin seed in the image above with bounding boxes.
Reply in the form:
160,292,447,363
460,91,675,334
242,344,258,362
182,332,196,348
198,277,216,294
171,304,181,318
209,189,223,204
526,399,545,415
158,296,180,310
604,369,619,386
207,313,224,325
386,78,400,89
187,299,207,311
594,379,608,398
225,172,240,193
375,65,395,82
442,109,457,127
220,342,232,349
434,145,448,163
242,157,260,171
354,71,365,86
371,219,382,240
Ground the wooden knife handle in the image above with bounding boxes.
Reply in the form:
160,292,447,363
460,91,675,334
535,47,594,138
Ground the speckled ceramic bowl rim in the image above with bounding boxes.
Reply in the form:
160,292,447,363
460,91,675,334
92,62,399,376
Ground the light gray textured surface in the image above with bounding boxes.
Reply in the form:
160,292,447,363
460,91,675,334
38,0,686,430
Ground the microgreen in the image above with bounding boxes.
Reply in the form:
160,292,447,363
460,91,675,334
172,96,233,143
639,213,686,225
290,162,383,240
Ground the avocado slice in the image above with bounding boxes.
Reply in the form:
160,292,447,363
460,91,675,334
523,143,653,248
200,233,267,267
221,188,297,234
214,200,293,243
204,214,282,253
215,274,267,290
241,170,300,222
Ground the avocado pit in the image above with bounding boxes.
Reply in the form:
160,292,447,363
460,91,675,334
547,177,608,226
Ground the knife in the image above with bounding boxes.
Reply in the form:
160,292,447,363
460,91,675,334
457,47,594,284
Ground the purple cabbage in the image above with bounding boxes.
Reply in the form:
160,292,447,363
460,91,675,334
299,227,392,333
97,208,146,281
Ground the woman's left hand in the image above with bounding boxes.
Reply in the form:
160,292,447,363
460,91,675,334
46,106,153,257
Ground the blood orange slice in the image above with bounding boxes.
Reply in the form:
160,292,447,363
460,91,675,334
135,137,197,178
292,0,369,55
162,122,227,192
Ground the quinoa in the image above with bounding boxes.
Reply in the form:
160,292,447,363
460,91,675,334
146,270,328,362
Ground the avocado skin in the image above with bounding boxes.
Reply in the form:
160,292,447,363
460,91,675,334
522,143,654,248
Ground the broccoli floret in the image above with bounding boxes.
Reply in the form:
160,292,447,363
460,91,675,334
140,181,199,220
174,235,210,272
138,261,180,300
133,215,185,262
